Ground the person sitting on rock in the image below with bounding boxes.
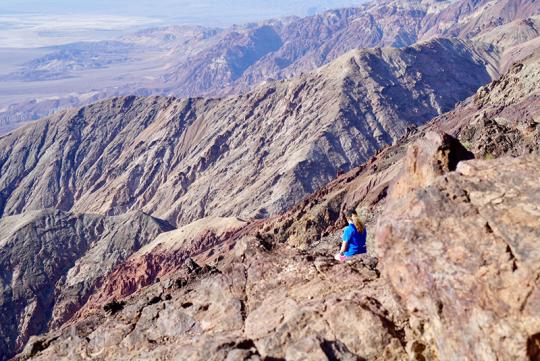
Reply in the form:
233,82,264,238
335,209,367,262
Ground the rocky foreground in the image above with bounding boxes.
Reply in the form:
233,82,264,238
8,52,539,361
16,134,539,361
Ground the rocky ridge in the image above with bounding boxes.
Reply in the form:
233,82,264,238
0,38,495,228
438,49,540,157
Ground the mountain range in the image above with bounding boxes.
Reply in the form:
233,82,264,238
0,38,499,227
0,0,539,359
1,0,539,134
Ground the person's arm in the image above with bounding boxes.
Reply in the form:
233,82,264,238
340,241,348,255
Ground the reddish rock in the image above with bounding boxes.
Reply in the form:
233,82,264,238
378,150,540,360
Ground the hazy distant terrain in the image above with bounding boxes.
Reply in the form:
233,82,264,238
0,0,364,43
0,0,364,133
4,0,540,134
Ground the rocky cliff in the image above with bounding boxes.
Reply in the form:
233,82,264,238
8,47,540,361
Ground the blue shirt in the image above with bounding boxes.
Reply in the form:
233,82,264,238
341,223,367,256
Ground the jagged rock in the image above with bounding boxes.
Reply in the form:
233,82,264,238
103,300,126,315
285,335,361,361
436,50,540,158
388,131,474,201
185,258,202,275
378,154,540,361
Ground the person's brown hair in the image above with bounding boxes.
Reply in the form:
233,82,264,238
346,209,364,233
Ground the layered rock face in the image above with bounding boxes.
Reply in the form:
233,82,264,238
419,0,540,40
85,216,248,307
0,39,494,228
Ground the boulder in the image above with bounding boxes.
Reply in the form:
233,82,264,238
378,153,540,361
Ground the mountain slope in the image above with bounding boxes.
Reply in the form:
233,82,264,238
0,210,172,359
437,49,540,156
419,0,540,40
164,0,540,96
475,15,540,71
0,39,496,227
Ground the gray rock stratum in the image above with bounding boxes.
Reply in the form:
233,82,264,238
0,38,496,228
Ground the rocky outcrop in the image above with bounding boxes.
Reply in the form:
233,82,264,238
371,58,540,361
17,232,407,361
378,151,540,361
0,210,172,359
435,49,540,158
386,131,473,201
0,38,494,227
